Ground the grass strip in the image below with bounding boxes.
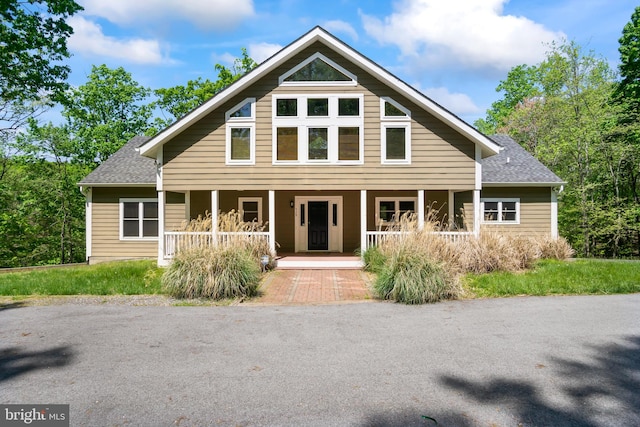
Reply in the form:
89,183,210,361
465,259,640,297
0,260,163,296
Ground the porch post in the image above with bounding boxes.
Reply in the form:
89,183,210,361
185,190,191,221
417,190,425,230
211,190,218,245
448,190,455,230
84,187,92,261
473,189,481,237
269,190,276,253
551,188,558,239
360,190,367,255
158,190,166,265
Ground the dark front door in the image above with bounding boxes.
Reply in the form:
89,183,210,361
308,201,328,250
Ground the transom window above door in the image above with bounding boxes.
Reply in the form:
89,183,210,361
272,94,364,164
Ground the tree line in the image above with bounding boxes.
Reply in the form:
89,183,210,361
1,1,639,266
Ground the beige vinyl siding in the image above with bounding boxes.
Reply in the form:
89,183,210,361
162,42,476,192
91,187,158,260
481,187,552,235
91,188,185,261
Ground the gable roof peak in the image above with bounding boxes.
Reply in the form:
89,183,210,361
138,26,500,158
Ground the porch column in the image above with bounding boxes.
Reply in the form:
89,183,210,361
185,190,191,221
211,190,218,245
473,189,481,237
551,188,559,239
158,190,166,265
269,190,276,253
448,190,455,229
84,187,92,261
360,190,367,255
417,190,425,230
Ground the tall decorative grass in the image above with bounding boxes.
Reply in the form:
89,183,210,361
163,210,275,300
162,245,261,300
365,213,574,304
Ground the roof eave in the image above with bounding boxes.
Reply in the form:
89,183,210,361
482,181,567,187
77,182,156,188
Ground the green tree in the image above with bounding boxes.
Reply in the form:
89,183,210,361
154,48,257,126
62,64,154,166
474,65,539,134
482,41,630,257
1,0,82,178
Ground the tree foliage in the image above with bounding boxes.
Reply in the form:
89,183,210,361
477,33,640,257
62,64,155,166
154,48,257,126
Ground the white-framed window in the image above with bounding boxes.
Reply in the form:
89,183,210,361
375,197,417,225
226,98,256,165
272,94,364,165
380,97,411,164
278,52,357,86
238,197,262,223
120,198,158,240
481,198,520,224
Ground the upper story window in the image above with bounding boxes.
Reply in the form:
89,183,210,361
279,53,357,86
225,98,256,165
481,198,520,224
272,94,363,165
120,199,158,240
380,97,411,165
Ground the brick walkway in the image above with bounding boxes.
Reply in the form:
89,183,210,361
251,269,372,305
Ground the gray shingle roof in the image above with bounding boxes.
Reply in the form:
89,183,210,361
483,135,564,185
78,136,155,185
79,134,563,187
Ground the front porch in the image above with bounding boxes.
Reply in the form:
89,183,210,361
157,189,480,265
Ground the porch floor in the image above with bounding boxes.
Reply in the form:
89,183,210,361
275,253,364,269
250,269,372,305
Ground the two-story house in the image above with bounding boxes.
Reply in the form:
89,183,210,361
79,27,564,266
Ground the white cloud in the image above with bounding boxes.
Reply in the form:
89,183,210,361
68,16,168,65
80,0,255,30
424,87,481,115
248,43,283,63
361,0,565,71
323,20,359,41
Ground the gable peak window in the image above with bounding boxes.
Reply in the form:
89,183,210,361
279,53,357,86
225,98,256,165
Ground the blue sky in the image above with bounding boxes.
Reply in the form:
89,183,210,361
65,0,638,124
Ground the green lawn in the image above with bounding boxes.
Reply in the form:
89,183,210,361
0,260,163,296
465,259,640,297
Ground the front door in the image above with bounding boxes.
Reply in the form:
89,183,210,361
294,196,343,252
307,201,328,250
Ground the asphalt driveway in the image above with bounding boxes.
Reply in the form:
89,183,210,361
1,294,639,426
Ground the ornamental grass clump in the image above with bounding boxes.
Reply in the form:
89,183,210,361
374,248,459,304
368,213,461,303
162,245,261,300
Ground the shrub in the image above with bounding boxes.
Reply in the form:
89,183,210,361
373,248,459,304
162,246,261,300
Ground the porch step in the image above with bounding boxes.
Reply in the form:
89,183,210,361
275,256,363,270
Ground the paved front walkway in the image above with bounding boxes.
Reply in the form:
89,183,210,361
252,269,372,304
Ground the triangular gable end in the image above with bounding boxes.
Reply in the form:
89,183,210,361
138,26,500,159
279,52,357,86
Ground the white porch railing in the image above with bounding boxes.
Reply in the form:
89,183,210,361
164,231,270,259
365,231,473,250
